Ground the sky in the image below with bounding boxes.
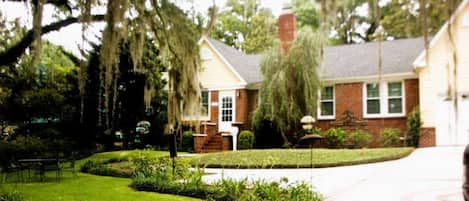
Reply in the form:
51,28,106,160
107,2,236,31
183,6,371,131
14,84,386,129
0,0,287,56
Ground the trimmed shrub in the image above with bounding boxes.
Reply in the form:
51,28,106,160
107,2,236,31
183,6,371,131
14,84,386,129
324,128,347,148
380,128,402,147
238,130,255,150
181,130,194,152
79,160,132,178
406,107,421,147
346,130,372,149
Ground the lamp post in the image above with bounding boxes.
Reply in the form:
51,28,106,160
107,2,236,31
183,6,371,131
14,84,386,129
300,115,319,197
300,115,315,130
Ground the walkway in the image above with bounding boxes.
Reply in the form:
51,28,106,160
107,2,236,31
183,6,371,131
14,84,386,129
202,146,465,201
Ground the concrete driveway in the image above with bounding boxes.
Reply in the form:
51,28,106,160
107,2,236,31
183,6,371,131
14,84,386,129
202,146,465,201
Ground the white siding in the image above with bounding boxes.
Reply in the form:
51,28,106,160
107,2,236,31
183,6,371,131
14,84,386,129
418,3,469,145
198,41,244,89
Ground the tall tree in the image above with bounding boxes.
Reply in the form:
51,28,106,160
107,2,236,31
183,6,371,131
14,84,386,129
1,0,204,141
253,28,323,146
210,0,277,54
380,0,462,39
328,0,381,44
293,0,320,31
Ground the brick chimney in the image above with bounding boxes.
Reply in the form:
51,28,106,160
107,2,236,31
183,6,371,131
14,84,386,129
278,2,296,53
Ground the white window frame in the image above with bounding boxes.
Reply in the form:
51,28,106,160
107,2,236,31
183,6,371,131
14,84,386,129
318,86,335,120
200,90,211,120
363,80,406,118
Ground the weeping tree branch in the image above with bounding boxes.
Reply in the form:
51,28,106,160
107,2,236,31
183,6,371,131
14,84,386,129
0,14,105,68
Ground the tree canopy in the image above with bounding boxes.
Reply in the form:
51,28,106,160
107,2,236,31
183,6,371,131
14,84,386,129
253,28,323,146
210,0,277,54
0,0,204,138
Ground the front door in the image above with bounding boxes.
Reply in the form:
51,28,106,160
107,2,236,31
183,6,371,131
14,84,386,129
218,91,235,132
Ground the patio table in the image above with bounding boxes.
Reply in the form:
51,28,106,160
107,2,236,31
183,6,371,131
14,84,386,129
17,158,61,181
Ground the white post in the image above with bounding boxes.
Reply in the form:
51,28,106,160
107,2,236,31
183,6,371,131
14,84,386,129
231,126,239,151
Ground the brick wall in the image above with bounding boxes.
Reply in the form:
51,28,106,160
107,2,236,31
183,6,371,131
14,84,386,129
317,79,419,147
205,79,420,147
419,127,436,147
236,89,249,130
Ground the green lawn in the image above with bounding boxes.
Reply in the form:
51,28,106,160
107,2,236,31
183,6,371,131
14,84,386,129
1,150,197,201
1,172,200,201
191,148,414,168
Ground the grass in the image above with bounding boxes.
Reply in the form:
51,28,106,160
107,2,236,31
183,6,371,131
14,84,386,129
1,150,199,201
190,147,415,168
0,172,200,201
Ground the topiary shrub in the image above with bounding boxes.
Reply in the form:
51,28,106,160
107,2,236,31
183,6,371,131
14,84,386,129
346,130,372,149
380,128,402,147
323,128,347,148
238,130,255,150
180,130,194,152
406,107,421,147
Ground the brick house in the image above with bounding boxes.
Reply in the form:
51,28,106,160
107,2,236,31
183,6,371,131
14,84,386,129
192,0,469,152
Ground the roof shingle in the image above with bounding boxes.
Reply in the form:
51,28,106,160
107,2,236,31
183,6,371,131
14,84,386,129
205,36,424,84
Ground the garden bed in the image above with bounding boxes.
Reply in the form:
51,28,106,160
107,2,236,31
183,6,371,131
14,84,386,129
190,148,414,168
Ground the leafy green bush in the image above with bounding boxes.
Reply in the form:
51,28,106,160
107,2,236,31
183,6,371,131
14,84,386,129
249,179,322,201
324,128,347,148
238,130,255,150
79,160,132,178
216,178,247,200
407,107,421,147
180,130,194,152
0,191,27,201
380,128,402,147
346,130,372,149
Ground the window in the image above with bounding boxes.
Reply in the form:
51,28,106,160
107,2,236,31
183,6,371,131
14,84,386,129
201,91,209,116
387,82,403,114
319,86,335,118
221,97,233,122
200,48,212,60
366,83,380,114
364,81,405,117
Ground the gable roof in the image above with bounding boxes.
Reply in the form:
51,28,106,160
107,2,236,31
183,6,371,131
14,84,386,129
203,36,424,84
200,36,248,85
322,37,424,80
205,37,263,84
413,0,469,68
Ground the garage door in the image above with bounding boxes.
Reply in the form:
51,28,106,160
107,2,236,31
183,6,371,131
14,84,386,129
435,99,455,146
457,95,469,145
436,96,469,146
